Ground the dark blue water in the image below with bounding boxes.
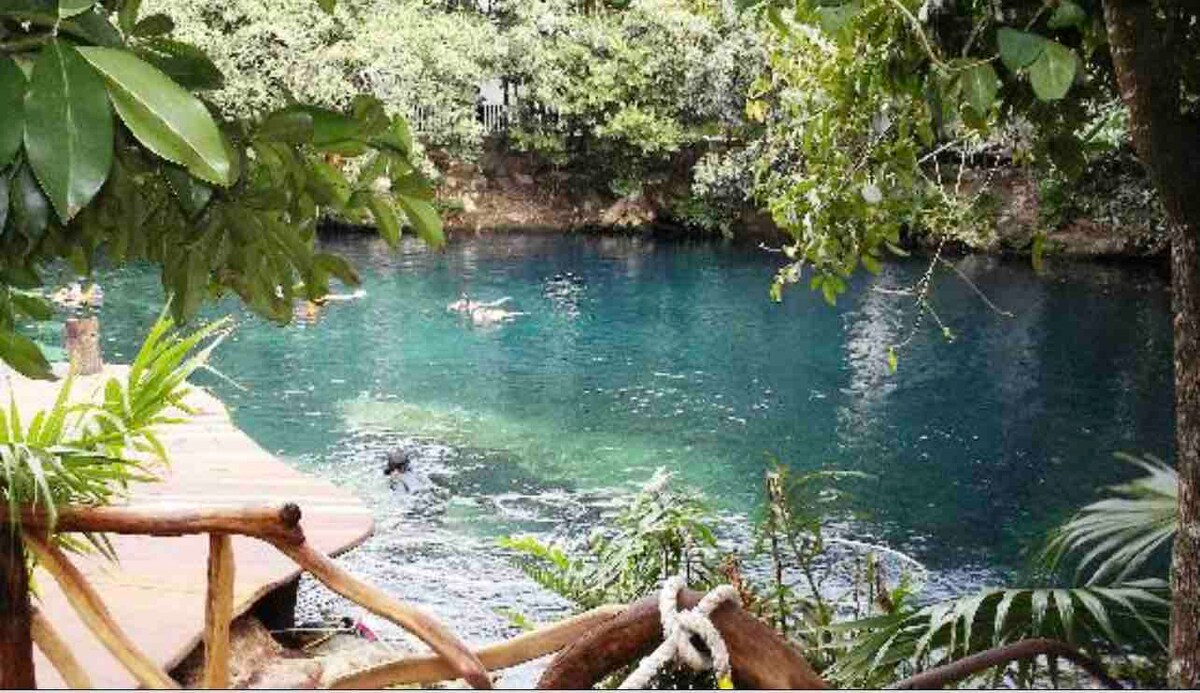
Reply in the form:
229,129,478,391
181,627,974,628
58,233,1174,662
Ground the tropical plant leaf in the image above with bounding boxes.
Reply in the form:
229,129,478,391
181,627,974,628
961,62,998,117
997,28,1045,73
23,40,114,223
133,38,224,91
1028,40,1076,101
77,46,232,186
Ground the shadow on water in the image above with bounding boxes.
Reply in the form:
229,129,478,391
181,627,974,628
58,233,1174,682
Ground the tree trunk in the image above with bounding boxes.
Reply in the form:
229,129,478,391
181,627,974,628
1101,0,1200,686
0,532,35,689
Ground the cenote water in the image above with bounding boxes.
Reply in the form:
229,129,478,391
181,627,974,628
50,232,1174,679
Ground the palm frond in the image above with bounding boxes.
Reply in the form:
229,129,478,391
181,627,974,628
1043,453,1176,586
823,582,1169,687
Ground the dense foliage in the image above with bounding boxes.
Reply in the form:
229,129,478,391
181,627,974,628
150,0,503,153
504,460,1174,687
0,0,443,380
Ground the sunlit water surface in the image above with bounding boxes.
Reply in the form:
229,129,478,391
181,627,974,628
60,233,1173,683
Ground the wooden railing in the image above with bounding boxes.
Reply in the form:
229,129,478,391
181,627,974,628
0,503,616,690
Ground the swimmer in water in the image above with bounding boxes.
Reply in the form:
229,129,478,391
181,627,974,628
469,306,527,326
296,288,366,323
449,293,510,313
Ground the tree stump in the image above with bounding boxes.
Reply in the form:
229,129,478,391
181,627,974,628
65,316,103,376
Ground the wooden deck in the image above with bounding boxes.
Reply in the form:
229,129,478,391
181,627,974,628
1,365,375,689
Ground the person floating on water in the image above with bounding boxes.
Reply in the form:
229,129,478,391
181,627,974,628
447,292,525,326
51,281,103,310
295,287,367,323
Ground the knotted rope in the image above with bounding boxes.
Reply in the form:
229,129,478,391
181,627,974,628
618,576,740,690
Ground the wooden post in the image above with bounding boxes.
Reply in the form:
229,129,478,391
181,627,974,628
203,534,234,689
0,531,35,688
31,606,92,689
64,317,102,376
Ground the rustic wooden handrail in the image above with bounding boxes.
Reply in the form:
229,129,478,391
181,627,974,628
329,604,627,689
17,503,306,545
23,532,180,689
4,503,490,689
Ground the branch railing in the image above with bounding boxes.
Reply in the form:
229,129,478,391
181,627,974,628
0,503,1123,690
3,503,502,689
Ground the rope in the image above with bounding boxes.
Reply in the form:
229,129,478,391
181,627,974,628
618,576,739,690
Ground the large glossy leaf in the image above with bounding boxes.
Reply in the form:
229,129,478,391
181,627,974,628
997,28,1045,73
77,47,232,186
396,194,444,247
1029,41,1076,101
10,164,50,238
0,57,26,169
961,62,998,117
280,105,366,154
23,40,113,224
254,109,314,144
133,39,224,91
367,194,400,246
59,9,124,47
0,328,54,380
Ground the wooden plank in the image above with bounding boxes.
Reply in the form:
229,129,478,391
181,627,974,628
0,365,375,689
203,534,234,689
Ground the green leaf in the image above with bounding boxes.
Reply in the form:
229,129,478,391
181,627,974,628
815,1,860,33
0,328,55,380
255,109,314,144
1028,41,1076,101
59,9,124,47
58,0,92,19
77,46,232,186
316,0,334,13
396,194,444,248
11,292,52,321
961,62,998,117
131,13,172,36
117,0,142,34
1048,0,1086,29
0,57,26,169
133,39,224,91
367,194,400,246
163,165,212,217
24,40,114,223
281,105,365,154
11,164,50,240
997,28,1046,73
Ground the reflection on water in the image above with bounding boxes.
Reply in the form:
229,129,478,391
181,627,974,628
71,233,1173,678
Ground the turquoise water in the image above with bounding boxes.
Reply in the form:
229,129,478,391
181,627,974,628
68,233,1173,656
